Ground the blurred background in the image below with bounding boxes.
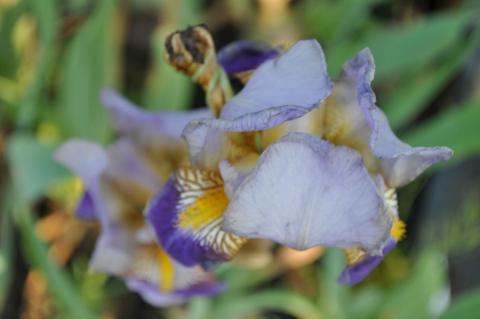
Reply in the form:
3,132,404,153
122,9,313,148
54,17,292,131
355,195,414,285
1,0,480,318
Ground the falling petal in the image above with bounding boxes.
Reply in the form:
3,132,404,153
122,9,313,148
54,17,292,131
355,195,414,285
338,236,397,285
75,191,97,220
223,132,391,254
147,168,247,269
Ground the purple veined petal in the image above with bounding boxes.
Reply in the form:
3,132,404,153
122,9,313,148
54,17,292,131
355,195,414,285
126,279,185,306
338,236,397,285
91,223,225,306
323,49,453,188
217,40,279,75
55,139,154,256
54,129,224,304
100,88,211,140
126,277,225,307
146,178,216,268
146,169,247,269
183,39,332,167
75,191,97,220
125,234,225,306
54,140,112,229
222,132,392,255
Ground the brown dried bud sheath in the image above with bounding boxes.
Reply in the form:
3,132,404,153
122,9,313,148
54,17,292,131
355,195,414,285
165,25,232,117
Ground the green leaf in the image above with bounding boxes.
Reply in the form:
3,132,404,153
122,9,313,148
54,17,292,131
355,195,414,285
27,0,56,41
299,0,383,44
216,263,282,293
440,288,480,319
0,189,14,313
143,28,195,110
0,1,25,78
212,289,321,319
328,9,476,79
346,287,385,319
382,38,476,130
6,132,96,318
56,0,116,142
301,0,385,46
316,250,349,319
185,297,212,319
143,0,202,110
403,101,480,166
7,133,68,201
377,250,445,319
13,203,96,319
17,0,58,128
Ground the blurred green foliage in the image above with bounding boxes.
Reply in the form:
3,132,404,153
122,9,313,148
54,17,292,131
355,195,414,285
1,0,480,318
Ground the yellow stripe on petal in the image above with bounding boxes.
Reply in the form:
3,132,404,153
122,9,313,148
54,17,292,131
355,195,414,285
174,167,247,260
178,187,228,230
157,247,174,292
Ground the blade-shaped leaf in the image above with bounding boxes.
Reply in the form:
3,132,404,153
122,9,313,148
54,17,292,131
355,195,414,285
143,0,202,110
56,0,116,142
328,9,476,79
7,134,68,201
212,289,321,319
382,37,477,130
440,288,480,319
403,101,480,166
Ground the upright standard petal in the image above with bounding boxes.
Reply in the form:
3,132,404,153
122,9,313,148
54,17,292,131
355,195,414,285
101,89,211,180
220,39,331,122
321,49,453,187
223,132,392,254
54,139,108,186
217,40,279,75
183,39,332,167
147,168,247,269
100,89,211,141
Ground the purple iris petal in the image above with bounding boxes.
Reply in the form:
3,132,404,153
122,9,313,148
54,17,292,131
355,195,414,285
217,40,279,74
183,39,333,168
55,97,224,306
338,236,397,285
75,191,97,220
146,178,225,269
222,132,390,254
100,88,211,140
126,278,225,306
333,49,453,188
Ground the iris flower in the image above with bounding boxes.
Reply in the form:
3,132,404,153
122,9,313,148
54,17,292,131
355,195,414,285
147,38,452,284
54,90,223,306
